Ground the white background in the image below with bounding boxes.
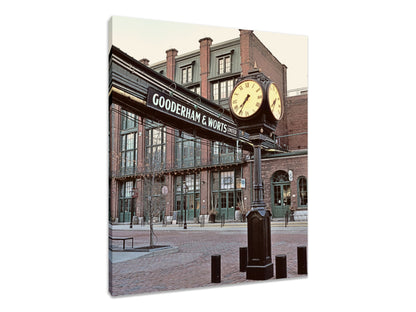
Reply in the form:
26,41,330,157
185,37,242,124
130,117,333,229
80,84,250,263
1,1,415,311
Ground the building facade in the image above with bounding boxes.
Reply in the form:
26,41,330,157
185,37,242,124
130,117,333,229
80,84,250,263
109,30,307,224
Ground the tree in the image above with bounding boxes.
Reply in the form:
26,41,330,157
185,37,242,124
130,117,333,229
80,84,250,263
142,168,167,247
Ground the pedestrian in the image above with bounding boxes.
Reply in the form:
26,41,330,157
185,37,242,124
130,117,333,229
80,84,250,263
290,206,296,222
285,209,289,227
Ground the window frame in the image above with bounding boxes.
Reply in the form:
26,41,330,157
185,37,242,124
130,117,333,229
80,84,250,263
211,169,242,214
181,65,193,84
188,85,201,95
297,176,308,207
118,180,135,218
174,174,201,217
217,55,232,75
211,78,234,101
175,130,201,168
144,120,166,170
211,141,241,164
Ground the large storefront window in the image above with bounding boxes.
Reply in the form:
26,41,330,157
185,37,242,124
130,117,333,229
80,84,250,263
174,174,201,222
118,181,135,223
211,169,242,220
175,131,201,168
298,176,308,207
120,132,137,175
145,120,166,170
120,110,138,176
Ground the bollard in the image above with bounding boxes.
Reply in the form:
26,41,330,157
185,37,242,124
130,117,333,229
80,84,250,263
297,246,307,274
239,247,248,272
211,255,221,283
275,254,287,279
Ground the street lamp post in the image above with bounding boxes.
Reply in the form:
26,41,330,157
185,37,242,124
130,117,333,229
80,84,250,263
183,181,188,229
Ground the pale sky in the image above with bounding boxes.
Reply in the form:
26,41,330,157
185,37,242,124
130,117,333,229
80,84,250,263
109,16,308,91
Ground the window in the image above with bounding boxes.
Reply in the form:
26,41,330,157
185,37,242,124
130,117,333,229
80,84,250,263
174,174,201,221
181,66,192,84
212,79,234,101
211,169,242,219
175,131,201,168
119,110,138,176
298,176,308,206
120,132,137,175
272,171,289,183
188,85,200,95
212,141,242,164
211,170,242,192
212,83,219,101
145,120,166,170
218,55,231,74
118,181,135,222
221,171,234,189
121,110,138,130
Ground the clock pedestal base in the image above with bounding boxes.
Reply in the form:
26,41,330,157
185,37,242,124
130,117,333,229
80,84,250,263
246,208,273,280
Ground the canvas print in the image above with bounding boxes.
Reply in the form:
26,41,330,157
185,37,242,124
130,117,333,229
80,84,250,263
108,16,308,296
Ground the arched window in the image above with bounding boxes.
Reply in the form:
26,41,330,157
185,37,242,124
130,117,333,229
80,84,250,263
272,170,289,183
298,176,308,207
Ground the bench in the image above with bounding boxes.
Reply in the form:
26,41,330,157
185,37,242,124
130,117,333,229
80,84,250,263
109,236,134,250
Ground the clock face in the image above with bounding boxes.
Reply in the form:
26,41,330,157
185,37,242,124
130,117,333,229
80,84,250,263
230,79,264,118
268,83,283,120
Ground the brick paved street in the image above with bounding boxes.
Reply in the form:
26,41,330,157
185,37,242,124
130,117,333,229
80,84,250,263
109,223,307,296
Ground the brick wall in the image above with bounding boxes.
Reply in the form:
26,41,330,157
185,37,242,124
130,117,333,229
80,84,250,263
110,104,121,221
286,94,308,150
261,155,307,211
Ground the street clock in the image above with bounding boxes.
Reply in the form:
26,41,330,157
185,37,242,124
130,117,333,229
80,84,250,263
229,70,283,135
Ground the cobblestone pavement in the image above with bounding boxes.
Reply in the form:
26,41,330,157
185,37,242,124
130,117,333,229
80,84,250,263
109,224,307,296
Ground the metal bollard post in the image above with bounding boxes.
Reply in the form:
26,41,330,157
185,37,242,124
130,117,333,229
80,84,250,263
211,255,221,283
275,255,287,279
297,246,307,274
239,247,248,272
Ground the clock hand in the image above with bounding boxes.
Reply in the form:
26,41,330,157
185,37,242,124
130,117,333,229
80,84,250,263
238,94,250,114
271,98,276,109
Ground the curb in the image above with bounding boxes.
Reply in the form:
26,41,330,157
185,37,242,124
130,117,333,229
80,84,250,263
109,246,179,263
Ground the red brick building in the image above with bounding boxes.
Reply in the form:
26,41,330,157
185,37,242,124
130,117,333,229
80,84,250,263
109,30,307,224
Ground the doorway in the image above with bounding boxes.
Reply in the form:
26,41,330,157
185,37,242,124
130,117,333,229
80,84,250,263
271,171,291,218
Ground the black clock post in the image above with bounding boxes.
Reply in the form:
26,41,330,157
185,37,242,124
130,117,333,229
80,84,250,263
245,134,274,280
229,69,282,280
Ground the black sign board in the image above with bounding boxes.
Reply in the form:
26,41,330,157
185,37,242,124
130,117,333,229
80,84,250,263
147,87,238,139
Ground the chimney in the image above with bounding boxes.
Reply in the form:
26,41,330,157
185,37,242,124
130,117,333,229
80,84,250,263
165,48,178,80
239,29,254,76
199,37,213,99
